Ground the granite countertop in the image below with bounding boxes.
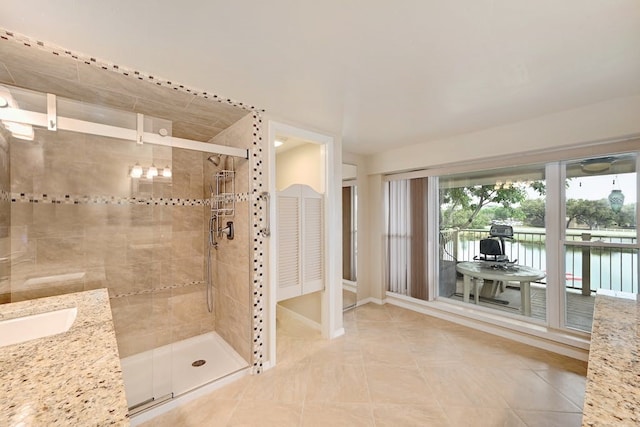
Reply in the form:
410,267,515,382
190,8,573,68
582,290,640,426
0,289,129,426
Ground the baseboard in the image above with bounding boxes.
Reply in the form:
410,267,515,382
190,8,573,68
330,327,345,339
383,293,590,361
342,280,357,293
276,304,322,331
357,296,384,306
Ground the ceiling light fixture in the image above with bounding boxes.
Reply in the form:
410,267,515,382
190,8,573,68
274,140,284,147
162,166,172,178
581,157,614,174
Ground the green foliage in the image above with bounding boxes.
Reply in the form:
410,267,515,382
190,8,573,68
613,204,636,228
441,180,635,231
440,185,527,228
566,199,615,229
520,199,546,227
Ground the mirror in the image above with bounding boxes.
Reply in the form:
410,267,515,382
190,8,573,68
342,163,358,310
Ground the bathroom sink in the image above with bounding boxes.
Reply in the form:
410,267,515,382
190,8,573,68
0,306,78,348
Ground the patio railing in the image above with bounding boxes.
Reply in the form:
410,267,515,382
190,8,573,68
440,227,638,294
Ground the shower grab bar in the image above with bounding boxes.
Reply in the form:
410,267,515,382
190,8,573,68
259,192,270,237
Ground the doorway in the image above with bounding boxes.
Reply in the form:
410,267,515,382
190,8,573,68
266,120,341,368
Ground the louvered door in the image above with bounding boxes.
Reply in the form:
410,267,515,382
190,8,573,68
276,184,324,301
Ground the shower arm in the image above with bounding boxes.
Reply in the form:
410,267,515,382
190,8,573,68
258,192,270,237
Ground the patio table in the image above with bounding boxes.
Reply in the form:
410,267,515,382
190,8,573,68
456,261,546,316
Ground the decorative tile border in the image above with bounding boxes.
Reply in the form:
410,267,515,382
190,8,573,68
250,112,265,374
110,280,205,299
10,192,251,206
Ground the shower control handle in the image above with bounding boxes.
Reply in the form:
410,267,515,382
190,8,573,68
223,221,234,240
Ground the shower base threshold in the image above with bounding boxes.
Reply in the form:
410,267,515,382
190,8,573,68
121,331,248,413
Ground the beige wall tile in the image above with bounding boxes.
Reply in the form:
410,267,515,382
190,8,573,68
77,62,194,107
216,292,251,362
0,41,79,80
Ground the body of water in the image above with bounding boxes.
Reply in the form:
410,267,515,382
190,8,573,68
456,237,638,294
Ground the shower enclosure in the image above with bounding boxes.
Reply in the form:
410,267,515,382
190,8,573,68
0,83,255,412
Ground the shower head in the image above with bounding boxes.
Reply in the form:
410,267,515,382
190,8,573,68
207,155,221,166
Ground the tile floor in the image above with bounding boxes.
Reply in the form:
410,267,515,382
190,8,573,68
139,303,588,426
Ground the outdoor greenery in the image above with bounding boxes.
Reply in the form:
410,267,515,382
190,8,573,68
440,184,636,230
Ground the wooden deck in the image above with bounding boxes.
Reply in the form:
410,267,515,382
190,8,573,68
450,279,595,331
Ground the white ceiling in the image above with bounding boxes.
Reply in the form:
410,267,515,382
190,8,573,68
1,1,639,155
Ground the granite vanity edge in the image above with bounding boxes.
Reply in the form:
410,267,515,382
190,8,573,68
0,289,130,426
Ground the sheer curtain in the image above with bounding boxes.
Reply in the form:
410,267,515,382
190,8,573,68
385,178,428,300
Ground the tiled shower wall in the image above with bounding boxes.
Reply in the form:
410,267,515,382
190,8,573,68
6,122,250,359
206,114,253,362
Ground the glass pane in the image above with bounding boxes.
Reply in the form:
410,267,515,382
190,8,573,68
438,164,547,320
564,153,637,331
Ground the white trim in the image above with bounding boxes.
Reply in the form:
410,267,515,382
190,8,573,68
330,327,345,339
546,163,563,329
342,280,357,293
358,296,385,306
383,293,589,361
427,176,439,301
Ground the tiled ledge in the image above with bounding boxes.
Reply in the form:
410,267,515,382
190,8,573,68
582,290,640,426
0,289,129,426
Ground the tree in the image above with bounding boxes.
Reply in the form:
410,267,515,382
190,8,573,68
565,199,615,229
612,203,637,228
440,185,527,228
520,199,545,227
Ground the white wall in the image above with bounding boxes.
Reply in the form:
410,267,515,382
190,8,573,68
276,143,323,193
367,94,640,175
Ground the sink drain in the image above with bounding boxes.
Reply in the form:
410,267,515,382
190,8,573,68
192,359,206,367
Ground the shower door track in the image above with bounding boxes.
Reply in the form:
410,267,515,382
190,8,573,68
128,393,174,417
0,93,249,158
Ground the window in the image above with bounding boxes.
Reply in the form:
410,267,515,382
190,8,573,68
383,142,639,335
438,164,547,321
562,153,637,331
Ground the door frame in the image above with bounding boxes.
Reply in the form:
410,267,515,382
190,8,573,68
265,119,343,369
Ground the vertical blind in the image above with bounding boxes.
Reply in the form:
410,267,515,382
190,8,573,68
385,178,429,300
